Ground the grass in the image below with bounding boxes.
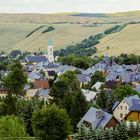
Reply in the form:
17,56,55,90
11,23,113,52
0,22,41,52
94,24,140,56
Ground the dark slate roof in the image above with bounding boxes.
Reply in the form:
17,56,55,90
76,74,88,83
129,104,140,112
135,85,140,93
77,107,113,130
112,101,120,111
26,56,48,63
38,89,49,97
47,71,56,76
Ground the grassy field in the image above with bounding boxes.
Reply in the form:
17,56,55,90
0,13,103,24
0,11,140,54
0,22,113,52
95,24,140,56
0,22,41,52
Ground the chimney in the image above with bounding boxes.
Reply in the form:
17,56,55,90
96,110,104,119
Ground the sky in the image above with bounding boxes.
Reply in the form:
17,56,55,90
0,0,140,13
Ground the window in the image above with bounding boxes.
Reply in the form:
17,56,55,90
120,113,123,118
125,106,127,110
118,107,119,109
123,101,125,103
121,106,123,110
83,120,91,128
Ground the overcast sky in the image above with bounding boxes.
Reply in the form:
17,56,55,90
0,0,140,13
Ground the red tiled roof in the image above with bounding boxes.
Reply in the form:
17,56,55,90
34,80,49,89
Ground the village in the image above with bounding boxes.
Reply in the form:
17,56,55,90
0,41,140,139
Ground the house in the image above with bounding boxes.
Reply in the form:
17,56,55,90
23,56,49,64
28,71,42,82
37,89,52,103
55,65,76,75
77,107,118,130
112,95,140,121
47,70,56,79
124,102,140,122
25,89,39,99
81,89,97,102
92,82,103,91
135,85,140,93
76,74,90,87
34,79,49,89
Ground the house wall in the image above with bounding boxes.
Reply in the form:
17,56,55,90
106,117,118,128
126,112,140,122
113,100,130,121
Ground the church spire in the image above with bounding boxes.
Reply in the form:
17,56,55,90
48,38,54,63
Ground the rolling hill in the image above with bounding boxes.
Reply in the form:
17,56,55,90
0,11,139,54
95,23,140,56
13,24,113,52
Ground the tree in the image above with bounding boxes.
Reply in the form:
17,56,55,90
3,60,27,95
59,71,80,92
0,115,26,138
49,80,68,104
3,94,17,115
113,85,138,101
69,91,88,127
32,104,72,140
96,92,107,109
91,71,105,86
129,121,136,137
16,98,44,136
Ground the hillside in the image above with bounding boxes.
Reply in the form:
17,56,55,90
0,22,40,52
0,11,140,53
95,24,140,56
0,13,103,24
13,24,113,52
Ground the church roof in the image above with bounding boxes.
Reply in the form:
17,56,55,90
26,56,48,63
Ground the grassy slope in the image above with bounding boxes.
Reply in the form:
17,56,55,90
0,22,40,52
95,24,140,56
13,24,113,52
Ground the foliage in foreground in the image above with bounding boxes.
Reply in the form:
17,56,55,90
31,104,72,140
0,115,27,138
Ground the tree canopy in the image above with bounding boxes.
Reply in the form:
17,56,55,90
31,104,72,140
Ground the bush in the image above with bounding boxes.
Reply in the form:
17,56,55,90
42,26,55,33
0,115,27,138
32,104,72,140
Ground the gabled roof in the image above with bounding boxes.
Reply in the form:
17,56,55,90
77,107,113,130
77,74,88,83
112,101,120,111
26,56,48,63
34,79,49,89
47,71,56,76
28,71,41,80
112,95,140,111
26,89,38,98
135,85,140,93
38,89,50,97
82,89,97,102
124,95,140,107
92,82,103,90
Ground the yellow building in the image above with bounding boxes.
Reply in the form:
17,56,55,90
125,104,140,122
112,95,140,121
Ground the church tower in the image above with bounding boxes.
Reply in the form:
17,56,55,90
48,39,54,63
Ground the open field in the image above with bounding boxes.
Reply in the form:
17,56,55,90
95,24,140,56
13,24,113,52
0,13,103,24
0,11,140,53
0,22,40,52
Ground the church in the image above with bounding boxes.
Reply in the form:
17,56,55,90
23,40,54,64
